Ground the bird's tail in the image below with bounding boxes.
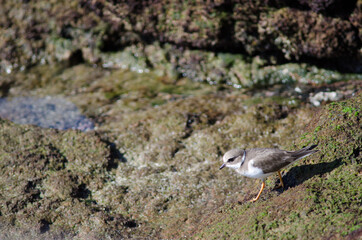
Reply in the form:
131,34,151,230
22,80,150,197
290,144,319,160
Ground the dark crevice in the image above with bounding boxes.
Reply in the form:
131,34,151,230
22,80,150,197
351,147,360,159
0,80,13,97
71,183,91,199
124,220,137,228
216,146,223,158
101,139,127,171
67,49,84,67
39,219,51,234
171,147,180,158
24,179,41,203
182,113,201,139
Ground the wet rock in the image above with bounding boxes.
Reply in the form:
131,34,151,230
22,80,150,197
98,44,361,89
0,62,360,238
309,91,342,106
0,96,94,131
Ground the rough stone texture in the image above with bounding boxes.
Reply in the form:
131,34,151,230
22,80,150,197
0,62,360,239
193,93,361,239
0,1,361,238
259,8,359,60
0,0,361,74
0,120,139,239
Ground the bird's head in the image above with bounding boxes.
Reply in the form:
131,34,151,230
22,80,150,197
219,149,246,170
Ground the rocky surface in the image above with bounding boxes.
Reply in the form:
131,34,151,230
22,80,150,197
0,63,360,239
194,94,361,239
0,0,361,76
0,120,136,239
0,1,361,239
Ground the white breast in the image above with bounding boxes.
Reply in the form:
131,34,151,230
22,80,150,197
239,160,271,179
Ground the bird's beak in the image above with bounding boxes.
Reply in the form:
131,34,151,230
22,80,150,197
219,163,226,170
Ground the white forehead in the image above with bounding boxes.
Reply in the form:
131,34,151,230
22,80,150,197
222,149,244,163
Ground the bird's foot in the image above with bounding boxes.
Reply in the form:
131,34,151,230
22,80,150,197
274,182,284,189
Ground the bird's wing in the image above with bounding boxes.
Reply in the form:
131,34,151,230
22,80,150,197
249,148,295,174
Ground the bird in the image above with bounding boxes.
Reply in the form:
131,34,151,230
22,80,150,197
219,145,318,202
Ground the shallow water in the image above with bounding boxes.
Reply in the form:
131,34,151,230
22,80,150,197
0,96,94,131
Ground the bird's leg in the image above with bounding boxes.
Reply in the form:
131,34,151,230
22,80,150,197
275,170,284,189
250,181,265,202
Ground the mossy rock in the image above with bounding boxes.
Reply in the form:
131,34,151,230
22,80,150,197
0,119,138,239
0,60,360,238
193,93,361,239
1,0,361,74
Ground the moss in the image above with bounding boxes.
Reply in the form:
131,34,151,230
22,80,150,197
260,8,359,60
1,53,360,239
0,119,137,238
194,94,361,239
1,0,361,75
2,63,318,238
301,95,360,163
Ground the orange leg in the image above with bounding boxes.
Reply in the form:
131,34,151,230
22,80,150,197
275,170,284,189
250,181,265,202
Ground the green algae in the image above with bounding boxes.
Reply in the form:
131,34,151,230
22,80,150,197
0,1,361,238
1,0,360,77
97,43,362,89
95,93,316,238
194,94,361,240
0,68,318,238
5,36,361,93
0,58,360,238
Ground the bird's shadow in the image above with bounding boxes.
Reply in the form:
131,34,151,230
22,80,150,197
274,158,343,191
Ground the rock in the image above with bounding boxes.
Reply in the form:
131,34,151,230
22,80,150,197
0,1,361,74
0,96,94,131
0,61,360,238
194,93,361,239
309,91,342,106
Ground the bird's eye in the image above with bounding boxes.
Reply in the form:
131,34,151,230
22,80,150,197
227,157,235,163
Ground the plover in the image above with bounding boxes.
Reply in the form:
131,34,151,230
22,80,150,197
219,145,318,202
